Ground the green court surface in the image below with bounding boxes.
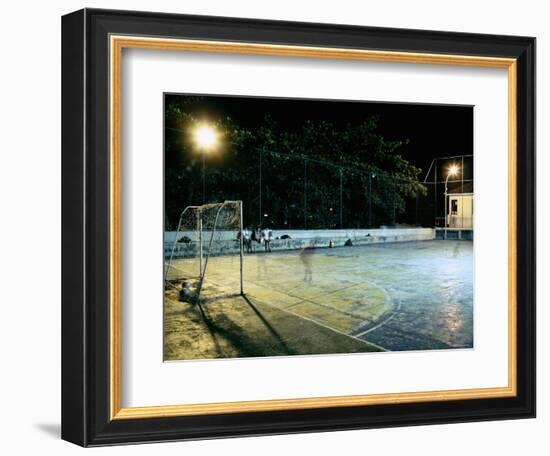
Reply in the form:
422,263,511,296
164,241,473,360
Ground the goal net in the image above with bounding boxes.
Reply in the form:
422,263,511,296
164,201,244,303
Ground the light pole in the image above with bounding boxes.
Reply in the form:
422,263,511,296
194,125,217,204
444,164,459,239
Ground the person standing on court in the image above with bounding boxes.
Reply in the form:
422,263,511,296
262,226,272,253
254,227,261,247
242,227,252,253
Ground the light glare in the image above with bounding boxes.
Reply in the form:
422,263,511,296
195,125,217,149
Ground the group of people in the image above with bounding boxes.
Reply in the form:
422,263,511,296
241,227,273,253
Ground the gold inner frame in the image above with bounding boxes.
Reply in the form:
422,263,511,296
109,35,517,420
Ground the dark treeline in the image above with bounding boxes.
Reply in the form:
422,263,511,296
164,95,428,230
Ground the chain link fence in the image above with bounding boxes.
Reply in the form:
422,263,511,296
166,150,473,233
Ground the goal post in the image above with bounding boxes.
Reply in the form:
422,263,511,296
164,201,244,303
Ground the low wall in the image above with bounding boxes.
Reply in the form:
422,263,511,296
435,228,474,240
165,228,435,259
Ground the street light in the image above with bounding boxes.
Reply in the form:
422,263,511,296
195,125,217,149
193,125,217,203
444,164,460,239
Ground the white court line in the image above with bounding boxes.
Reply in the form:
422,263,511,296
244,293,387,353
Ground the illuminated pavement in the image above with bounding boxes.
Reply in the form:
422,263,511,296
165,240,473,360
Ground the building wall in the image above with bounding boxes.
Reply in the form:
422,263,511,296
448,194,474,229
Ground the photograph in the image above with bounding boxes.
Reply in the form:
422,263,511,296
163,94,474,361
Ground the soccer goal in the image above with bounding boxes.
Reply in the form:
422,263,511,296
164,201,244,303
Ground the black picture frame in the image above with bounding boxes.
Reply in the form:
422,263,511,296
62,8,535,447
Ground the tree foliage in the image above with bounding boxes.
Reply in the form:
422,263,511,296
165,97,426,230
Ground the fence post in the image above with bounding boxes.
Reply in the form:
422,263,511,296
239,201,244,295
339,168,343,229
369,173,373,228
434,158,438,227
304,158,307,229
259,148,262,227
392,180,396,226
416,189,419,227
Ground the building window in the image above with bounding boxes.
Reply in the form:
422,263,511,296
451,199,458,214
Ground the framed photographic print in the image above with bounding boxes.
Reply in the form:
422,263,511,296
61,8,536,447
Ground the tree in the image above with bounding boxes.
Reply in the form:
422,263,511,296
164,96,426,229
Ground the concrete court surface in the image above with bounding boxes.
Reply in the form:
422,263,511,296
164,240,473,360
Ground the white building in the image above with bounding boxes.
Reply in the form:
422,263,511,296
447,182,473,229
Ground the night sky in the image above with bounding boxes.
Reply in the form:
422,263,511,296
165,93,474,178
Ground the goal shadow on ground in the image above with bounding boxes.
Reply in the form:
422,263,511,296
164,286,380,361
240,295,294,355
193,294,295,358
